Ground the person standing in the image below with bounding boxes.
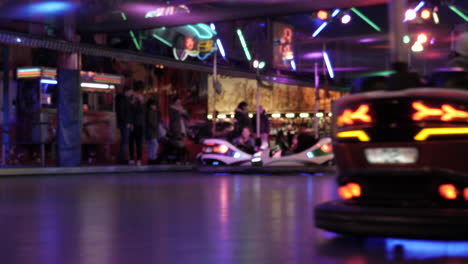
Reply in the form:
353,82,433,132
115,88,133,164
234,101,251,137
169,95,189,161
145,99,162,164
128,83,145,165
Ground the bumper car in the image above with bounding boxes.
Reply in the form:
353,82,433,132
197,138,253,166
198,137,333,167
315,72,468,239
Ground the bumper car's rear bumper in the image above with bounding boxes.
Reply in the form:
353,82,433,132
315,200,468,240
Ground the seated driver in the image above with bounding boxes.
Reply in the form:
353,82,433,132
232,126,256,154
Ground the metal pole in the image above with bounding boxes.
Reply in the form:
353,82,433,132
2,45,10,166
388,0,408,64
314,62,319,139
212,52,217,136
256,69,260,140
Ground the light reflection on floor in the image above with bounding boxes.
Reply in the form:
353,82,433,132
0,172,466,264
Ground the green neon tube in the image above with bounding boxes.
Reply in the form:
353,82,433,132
152,34,173,47
129,31,142,50
350,8,381,32
449,6,468,22
236,29,252,61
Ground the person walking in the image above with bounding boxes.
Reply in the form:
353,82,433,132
146,99,162,164
115,88,133,164
128,83,145,165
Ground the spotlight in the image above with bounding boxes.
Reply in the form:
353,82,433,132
411,42,424,52
253,60,259,69
405,9,417,21
403,35,411,44
417,33,428,44
317,10,329,21
421,9,431,19
341,14,352,24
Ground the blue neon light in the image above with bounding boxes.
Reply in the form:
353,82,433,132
331,9,341,17
322,51,335,79
312,22,328,38
291,60,297,71
40,79,58,85
27,1,77,14
414,1,426,12
386,239,468,260
216,39,226,59
210,23,216,30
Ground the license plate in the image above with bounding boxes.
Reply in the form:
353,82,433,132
365,147,418,164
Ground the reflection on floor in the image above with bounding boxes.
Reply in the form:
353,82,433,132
0,172,466,264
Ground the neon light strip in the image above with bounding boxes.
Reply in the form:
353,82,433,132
237,29,252,61
433,11,440,24
152,34,173,47
129,31,142,50
40,79,58,84
337,130,370,142
291,60,297,71
331,9,341,17
93,76,122,83
449,6,468,22
211,23,226,59
188,24,213,39
216,39,226,58
17,68,41,73
414,1,426,12
312,22,328,38
322,51,335,79
81,83,114,89
414,127,468,141
120,12,127,21
350,8,381,32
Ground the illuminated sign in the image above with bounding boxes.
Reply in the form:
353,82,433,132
17,67,57,79
336,130,370,142
145,5,190,18
273,22,294,69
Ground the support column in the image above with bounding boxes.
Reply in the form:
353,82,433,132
2,45,10,166
388,0,408,64
57,18,82,167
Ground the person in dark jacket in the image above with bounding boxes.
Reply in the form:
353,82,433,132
128,85,145,166
146,99,162,164
233,126,256,154
169,95,189,140
169,95,189,162
234,101,251,138
115,88,133,164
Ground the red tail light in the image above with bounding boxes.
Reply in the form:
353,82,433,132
412,102,468,121
338,182,362,200
463,188,468,201
438,184,458,200
338,186,353,200
337,105,372,126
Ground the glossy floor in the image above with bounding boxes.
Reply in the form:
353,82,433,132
0,172,467,264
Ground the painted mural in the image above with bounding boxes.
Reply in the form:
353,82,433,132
208,75,343,114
